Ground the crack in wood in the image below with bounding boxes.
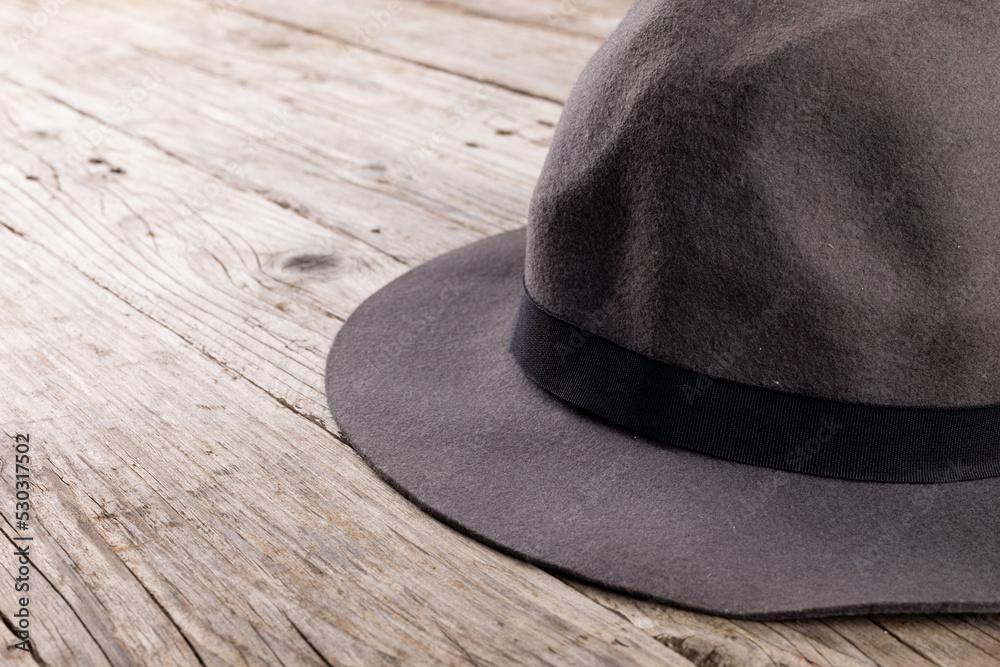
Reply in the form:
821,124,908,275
286,615,335,667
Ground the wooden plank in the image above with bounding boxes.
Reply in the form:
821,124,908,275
0,0,558,265
0,0,564,418
376,0,636,40
948,615,1000,656
0,80,692,666
870,617,1000,666
571,583,953,667
203,0,606,102
0,81,399,425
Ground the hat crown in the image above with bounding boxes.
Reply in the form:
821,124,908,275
524,0,1000,407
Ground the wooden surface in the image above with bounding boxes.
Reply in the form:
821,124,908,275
0,0,997,664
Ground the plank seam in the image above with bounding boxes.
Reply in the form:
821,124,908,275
869,619,942,667
202,2,567,104
409,0,606,40
285,615,335,667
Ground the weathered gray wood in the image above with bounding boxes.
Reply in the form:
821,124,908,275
0,79,692,666
0,0,568,422
414,0,636,38
2,0,558,264
203,0,607,102
0,0,996,664
574,583,1000,667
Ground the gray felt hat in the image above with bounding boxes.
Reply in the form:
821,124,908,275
326,0,1000,618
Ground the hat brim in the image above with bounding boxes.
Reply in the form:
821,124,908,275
325,228,1000,619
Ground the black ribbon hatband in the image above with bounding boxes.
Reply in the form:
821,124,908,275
508,287,1000,483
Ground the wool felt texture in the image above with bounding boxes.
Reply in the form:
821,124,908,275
325,229,1000,619
325,0,1000,618
526,0,1000,407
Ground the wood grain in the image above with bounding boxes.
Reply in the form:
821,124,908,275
0,0,995,664
413,0,636,39
0,78,690,666
203,0,607,102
